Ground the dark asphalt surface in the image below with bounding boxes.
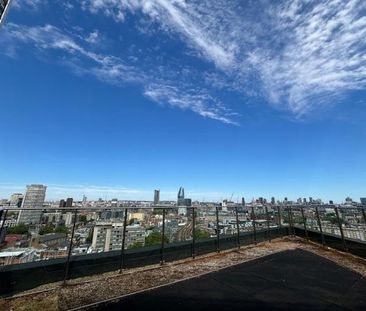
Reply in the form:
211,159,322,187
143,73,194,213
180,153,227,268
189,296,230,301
97,249,366,311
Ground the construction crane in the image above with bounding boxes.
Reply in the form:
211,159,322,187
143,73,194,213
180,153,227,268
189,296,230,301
0,0,12,28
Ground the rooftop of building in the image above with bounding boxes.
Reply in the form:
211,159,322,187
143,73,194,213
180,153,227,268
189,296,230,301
1,237,366,310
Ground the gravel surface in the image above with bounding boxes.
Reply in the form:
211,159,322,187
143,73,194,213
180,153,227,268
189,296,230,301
1,237,365,311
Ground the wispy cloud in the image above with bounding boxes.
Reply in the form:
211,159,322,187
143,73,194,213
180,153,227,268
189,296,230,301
82,0,238,69
1,22,235,123
2,0,366,122
12,0,45,10
82,0,366,116
249,0,366,115
144,84,239,125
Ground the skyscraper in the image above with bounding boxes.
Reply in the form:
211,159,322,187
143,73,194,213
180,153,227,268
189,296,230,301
17,184,47,224
65,198,73,207
177,187,185,206
360,198,366,206
154,189,160,205
82,195,87,206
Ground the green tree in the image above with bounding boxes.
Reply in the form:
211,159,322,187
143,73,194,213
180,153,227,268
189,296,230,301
86,230,93,244
128,241,144,249
79,215,87,224
194,229,210,239
55,225,69,234
7,224,29,235
145,231,168,246
39,225,54,235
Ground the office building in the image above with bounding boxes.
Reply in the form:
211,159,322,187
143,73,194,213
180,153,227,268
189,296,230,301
59,198,73,208
360,198,366,206
111,198,118,208
65,198,73,207
91,222,145,252
184,198,192,207
177,187,185,206
242,197,246,206
177,187,192,215
9,193,23,207
17,184,47,225
154,190,160,205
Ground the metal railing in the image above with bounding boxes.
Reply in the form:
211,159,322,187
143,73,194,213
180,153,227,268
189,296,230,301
0,204,365,296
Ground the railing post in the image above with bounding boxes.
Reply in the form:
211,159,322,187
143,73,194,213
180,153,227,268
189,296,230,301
192,207,196,258
286,206,291,235
64,209,77,284
235,206,240,249
160,208,166,264
300,206,309,240
289,205,295,236
335,207,347,252
0,209,7,238
119,208,128,273
215,206,220,253
265,205,271,242
362,207,366,226
251,206,257,245
315,206,325,246
277,206,282,236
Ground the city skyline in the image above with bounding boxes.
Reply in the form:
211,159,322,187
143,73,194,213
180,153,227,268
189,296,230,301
0,182,364,204
0,1,366,202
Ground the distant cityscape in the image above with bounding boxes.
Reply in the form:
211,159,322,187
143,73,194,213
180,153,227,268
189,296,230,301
0,183,365,266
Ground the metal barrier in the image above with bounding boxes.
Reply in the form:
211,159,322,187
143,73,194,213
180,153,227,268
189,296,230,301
0,204,365,296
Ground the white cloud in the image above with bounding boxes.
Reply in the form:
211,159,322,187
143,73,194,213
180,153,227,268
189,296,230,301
85,30,100,44
81,0,237,69
12,0,45,10
1,22,235,123
144,84,238,125
3,0,366,121
250,0,366,115
82,0,366,117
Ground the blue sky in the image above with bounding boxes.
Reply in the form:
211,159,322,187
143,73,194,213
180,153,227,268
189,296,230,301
0,0,366,202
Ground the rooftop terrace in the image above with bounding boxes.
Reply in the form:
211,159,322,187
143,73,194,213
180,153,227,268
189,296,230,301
1,237,366,310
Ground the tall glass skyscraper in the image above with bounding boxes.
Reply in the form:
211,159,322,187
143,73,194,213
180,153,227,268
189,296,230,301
153,189,160,205
177,187,185,206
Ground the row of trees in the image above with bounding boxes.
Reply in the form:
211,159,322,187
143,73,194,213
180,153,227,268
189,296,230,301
6,224,69,235
39,225,69,235
128,228,209,249
7,224,29,235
